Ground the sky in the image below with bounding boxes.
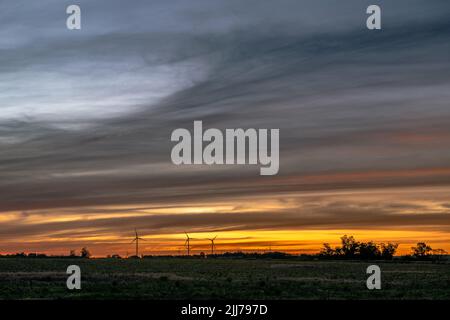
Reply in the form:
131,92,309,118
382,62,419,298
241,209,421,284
0,0,449,256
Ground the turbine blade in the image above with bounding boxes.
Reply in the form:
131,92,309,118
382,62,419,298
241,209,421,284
131,239,136,243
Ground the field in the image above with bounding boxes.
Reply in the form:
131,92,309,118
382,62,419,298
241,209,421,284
0,258,449,300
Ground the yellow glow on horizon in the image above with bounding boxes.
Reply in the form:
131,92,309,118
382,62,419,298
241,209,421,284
1,185,449,256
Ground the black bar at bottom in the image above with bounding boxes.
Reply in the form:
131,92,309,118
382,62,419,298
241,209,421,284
0,300,448,318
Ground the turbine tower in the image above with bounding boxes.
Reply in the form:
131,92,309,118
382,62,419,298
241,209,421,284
131,229,145,257
184,233,191,256
207,236,217,255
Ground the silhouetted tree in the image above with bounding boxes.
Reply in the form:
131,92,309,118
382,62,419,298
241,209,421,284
320,243,336,256
358,241,380,259
432,248,447,256
69,250,77,257
380,242,398,260
340,235,359,258
431,248,448,262
411,242,432,257
80,247,91,258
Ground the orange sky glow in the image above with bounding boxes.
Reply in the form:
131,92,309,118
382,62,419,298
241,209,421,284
1,184,449,257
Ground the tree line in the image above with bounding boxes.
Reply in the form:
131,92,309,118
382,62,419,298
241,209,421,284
319,235,448,260
0,247,91,259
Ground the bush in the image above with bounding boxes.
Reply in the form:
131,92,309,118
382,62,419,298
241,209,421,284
80,247,91,258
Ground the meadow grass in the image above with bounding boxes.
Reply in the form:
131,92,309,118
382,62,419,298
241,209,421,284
0,258,448,299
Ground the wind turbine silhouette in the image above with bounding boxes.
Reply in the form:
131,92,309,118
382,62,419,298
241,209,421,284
131,229,145,257
184,233,193,256
207,236,217,255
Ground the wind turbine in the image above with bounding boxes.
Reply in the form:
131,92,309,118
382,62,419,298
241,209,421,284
207,236,217,255
184,233,193,256
131,229,145,257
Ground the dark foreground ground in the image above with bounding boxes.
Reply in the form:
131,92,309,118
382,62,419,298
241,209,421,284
0,258,448,299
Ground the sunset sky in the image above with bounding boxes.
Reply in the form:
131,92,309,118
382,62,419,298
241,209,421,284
1,0,449,256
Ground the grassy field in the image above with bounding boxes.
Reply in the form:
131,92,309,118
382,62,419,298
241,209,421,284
0,258,449,299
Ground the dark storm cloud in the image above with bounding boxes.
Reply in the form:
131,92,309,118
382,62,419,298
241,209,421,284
1,0,450,221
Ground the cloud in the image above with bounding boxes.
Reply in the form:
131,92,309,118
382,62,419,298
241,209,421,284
1,186,449,241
